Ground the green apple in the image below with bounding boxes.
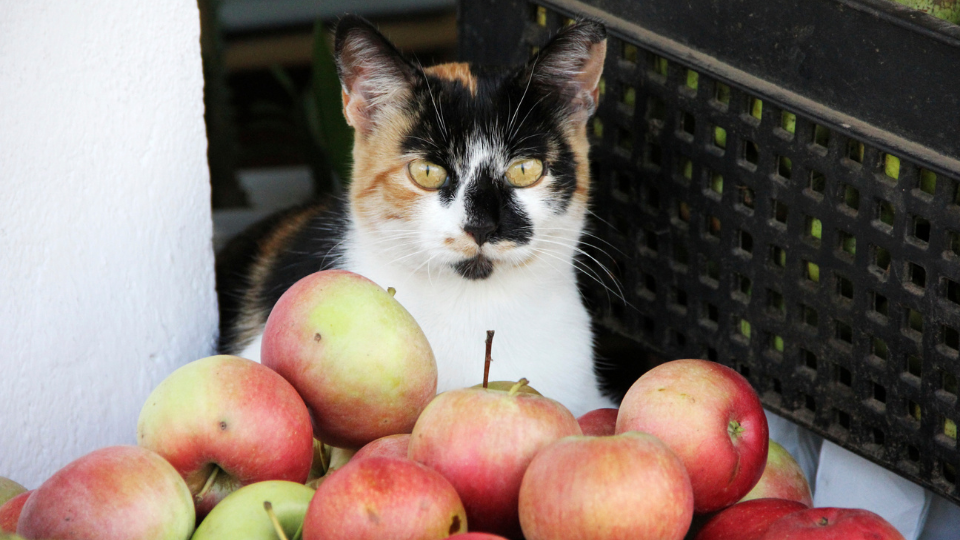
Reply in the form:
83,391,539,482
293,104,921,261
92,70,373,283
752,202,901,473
191,480,315,540
0,479,25,508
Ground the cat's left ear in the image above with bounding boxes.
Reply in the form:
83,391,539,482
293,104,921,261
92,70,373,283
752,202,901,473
526,20,607,125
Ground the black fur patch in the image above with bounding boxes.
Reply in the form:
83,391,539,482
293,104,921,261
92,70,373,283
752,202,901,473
397,62,585,279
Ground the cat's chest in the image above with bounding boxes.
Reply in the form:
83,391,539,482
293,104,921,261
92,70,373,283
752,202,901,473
343,246,613,416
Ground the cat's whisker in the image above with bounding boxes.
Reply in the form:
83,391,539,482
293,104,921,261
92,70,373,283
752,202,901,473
533,236,628,306
529,245,618,305
508,95,549,142
416,60,448,139
388,245,435,266
506,58,538,136
533,226,626,257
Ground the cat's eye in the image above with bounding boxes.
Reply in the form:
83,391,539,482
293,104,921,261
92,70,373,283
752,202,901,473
407,159,449,190
505,158,544,188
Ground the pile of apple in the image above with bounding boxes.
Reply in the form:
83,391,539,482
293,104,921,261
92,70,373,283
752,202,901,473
0,269,908,540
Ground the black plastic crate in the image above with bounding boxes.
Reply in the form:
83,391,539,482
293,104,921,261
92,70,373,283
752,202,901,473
460,0,960,504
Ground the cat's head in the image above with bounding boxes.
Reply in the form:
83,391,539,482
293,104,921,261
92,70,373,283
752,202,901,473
335,15,606,281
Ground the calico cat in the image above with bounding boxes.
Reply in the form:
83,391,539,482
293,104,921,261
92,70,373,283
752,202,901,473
216,15,615,416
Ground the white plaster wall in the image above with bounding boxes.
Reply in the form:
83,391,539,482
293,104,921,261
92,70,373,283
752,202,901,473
0,1,218,487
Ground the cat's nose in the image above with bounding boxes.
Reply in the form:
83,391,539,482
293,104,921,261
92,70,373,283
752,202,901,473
464,220,497,246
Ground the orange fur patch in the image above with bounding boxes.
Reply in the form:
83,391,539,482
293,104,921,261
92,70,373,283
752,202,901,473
350,110,425,226
425,62,477,96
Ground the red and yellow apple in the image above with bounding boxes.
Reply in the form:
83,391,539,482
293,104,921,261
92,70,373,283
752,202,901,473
352,433,411,462
519,432,694,540
695,498,808,540
409,381,582,538
616,359,769,513
303,456,466,540
16,446,194,540
576,407,618,436
0,491,31,533
759,507,906,540
740,440,813,507
137,354,314,517
261,270,437,449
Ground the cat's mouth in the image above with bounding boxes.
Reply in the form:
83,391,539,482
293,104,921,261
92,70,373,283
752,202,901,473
453,254,495,280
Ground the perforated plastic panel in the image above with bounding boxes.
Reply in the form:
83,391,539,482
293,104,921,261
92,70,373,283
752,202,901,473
460,0,960,504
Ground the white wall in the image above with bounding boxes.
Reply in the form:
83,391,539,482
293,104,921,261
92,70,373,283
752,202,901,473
0,1,218,487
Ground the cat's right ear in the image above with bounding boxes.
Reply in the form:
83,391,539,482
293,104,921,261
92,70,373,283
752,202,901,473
334,15,416,136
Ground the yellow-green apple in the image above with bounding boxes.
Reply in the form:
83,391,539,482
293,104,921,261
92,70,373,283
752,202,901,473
191,480,314,540
576,408,618,436
758,507,906,540
740,440,812,507
616,359,768,513
0,491,31,533
472,381,541,394
694,498,808,540
261,269,437,449
408,381,582,539
16,446,194,540
302,456,466,540
352,434,411,462
137,355,313,517
518,432,694,540
0,479,25,508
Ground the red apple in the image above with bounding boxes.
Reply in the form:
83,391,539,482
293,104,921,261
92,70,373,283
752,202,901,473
409,381,582,538
302,456,467,540
759,507,906,540
137,354,313,517
451,535,511,539
519,432,694,540
352,433,411,462
577,407,618,436
740,440,813,507
695,498,809,540
0,491,31,533
261,269,437,449
616,359,769,513
16,446,194,540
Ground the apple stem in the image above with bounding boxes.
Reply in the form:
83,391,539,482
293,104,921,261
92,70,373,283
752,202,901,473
314,438,329,475
728,420,745,439
508,378,530,396
264,501,290,540
195,465,220,503
483,330,494,389
291,521,305,540
387,287,396,296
